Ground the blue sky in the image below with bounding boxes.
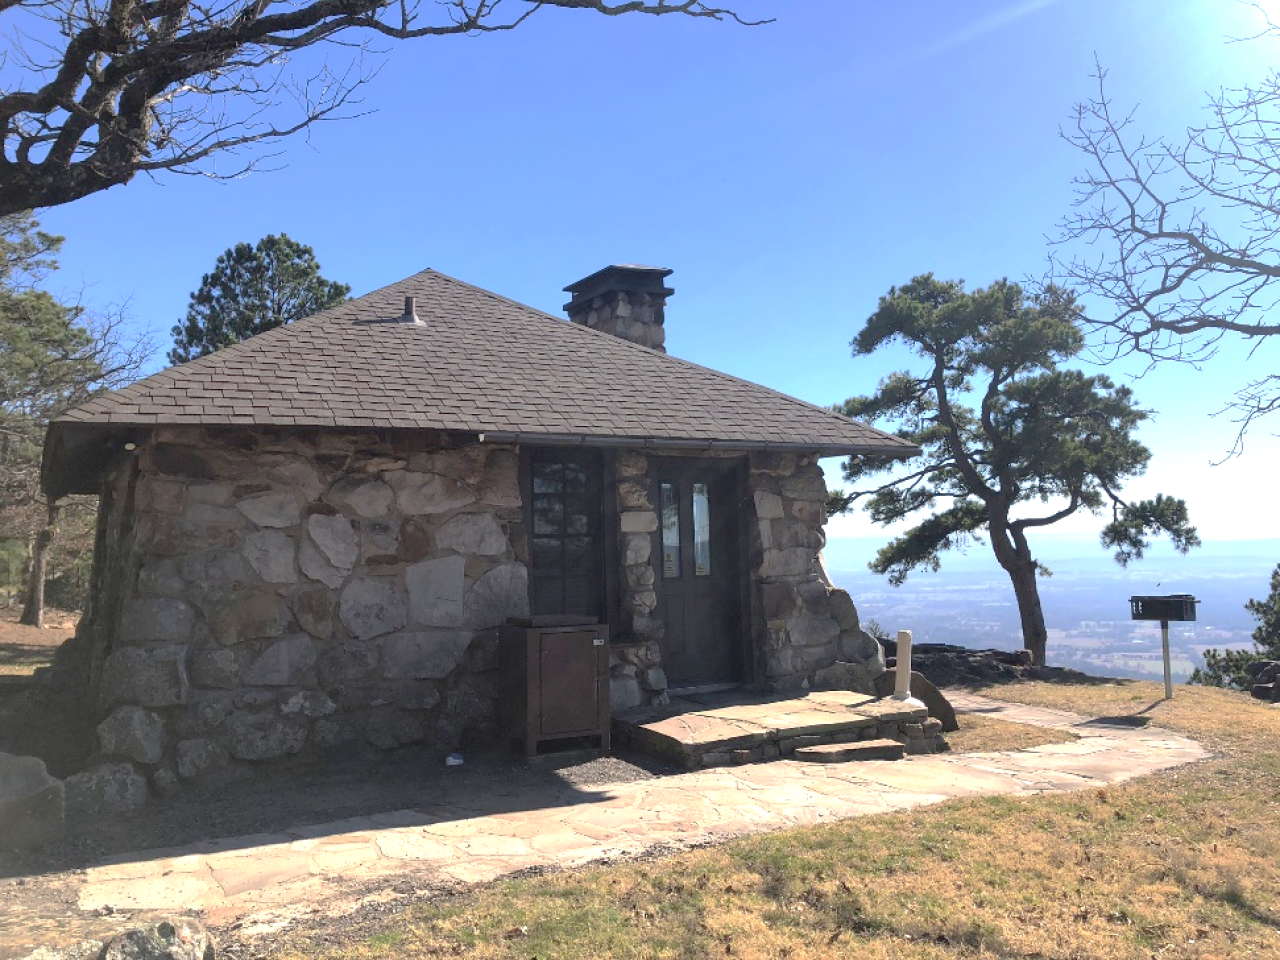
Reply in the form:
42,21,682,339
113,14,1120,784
34,0,1280,547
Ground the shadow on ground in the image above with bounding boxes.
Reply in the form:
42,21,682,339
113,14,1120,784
0,742,677,881
0,643,53,672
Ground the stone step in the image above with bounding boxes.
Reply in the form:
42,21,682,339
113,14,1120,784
792,739,905,763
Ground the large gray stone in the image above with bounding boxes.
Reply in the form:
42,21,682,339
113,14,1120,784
786,612,840,650
434,513,508,556
243,634,317,686
175,738,229,779
771,518,822,550
121,599,195,643
174,691,235,737
225,709,308,761
780,471,828,501
293,587,335,639
753,489,785,519
406,555,465,626
236,490,302,528
812,660,878,695
839,628,884,667
209,589,289,645
361,519,400,559
327,475,393,517
395,472,475,514
299,540,345,588
64,762,148,817
463,563,529,628
474,450,520,507
340,577,406,640
280,690,336,718
136,558,185,598
434,673,498,748
179,549,252,591
190,648,239,688
242,529,297,584
610,675,643,713
100,646,189,708
181,501,242,525
307,513,358,570
620,511,658,534
828,589,860,632
615,451,646,477
266,457,325,501
623,533,651,566
318,643,380,685
0,752,63,849
758,547,815,579
617,480,652,509
382,630,473,679
363,708,429,750
97,706,166,764
99,917,215,960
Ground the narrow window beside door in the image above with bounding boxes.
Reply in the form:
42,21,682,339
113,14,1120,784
660,481,681,579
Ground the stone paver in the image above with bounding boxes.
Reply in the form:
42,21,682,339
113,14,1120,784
66,693,1209,934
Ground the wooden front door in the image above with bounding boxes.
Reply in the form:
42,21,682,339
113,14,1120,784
650,457,744,688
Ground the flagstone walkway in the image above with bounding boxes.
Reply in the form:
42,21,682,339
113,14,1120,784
32,694,1215,948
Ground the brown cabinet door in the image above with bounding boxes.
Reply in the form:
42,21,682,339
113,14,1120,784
538,629,602,736
650,458,743,688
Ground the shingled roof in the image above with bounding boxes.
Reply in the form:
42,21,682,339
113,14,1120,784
44,269,917,495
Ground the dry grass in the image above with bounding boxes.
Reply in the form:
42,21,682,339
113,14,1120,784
276,680,1280,960
942,711,1078,754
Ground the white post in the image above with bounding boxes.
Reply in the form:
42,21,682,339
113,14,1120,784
892,630,925,707
1161,620,1173,700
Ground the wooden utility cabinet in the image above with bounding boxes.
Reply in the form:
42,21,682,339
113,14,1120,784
499,616,611,758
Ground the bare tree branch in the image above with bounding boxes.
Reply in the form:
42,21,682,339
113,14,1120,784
0,0,766,214
1054,52,1280,456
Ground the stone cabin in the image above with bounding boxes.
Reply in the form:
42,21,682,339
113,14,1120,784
41,265,917,787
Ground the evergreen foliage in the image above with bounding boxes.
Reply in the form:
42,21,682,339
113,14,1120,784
169,235,349,364
1191,563,1280,688
832,274,1200,666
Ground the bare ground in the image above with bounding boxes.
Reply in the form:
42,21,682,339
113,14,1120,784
0,607,76,678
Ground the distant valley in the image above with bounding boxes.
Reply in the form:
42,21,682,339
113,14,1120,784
824,537,1279,684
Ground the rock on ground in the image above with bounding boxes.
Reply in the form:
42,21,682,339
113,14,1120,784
99,917,215,959
0,751,64,849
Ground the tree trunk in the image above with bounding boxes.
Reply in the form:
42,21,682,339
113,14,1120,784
988,517,1050,667
1005,555,1049,667
20,502,59,628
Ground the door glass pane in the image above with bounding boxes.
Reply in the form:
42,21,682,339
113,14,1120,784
532,462,563,494
692,482,712,577
660,482,681,579
532,496,562,536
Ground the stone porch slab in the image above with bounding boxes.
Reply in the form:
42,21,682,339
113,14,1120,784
614,690,934,767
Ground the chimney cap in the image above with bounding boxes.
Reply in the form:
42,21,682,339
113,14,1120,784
563,264,674,302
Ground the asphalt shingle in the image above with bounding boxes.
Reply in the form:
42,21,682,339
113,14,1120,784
52,269,916,455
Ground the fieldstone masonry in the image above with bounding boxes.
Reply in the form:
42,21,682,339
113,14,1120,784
59,427,528,800
747,451,885,695
54,425,884,803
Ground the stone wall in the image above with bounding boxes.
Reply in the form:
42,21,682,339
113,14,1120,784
747,452,885,695
608,451,668,712
76,426,527,802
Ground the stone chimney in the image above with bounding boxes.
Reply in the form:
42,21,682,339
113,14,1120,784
563,265,674,353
